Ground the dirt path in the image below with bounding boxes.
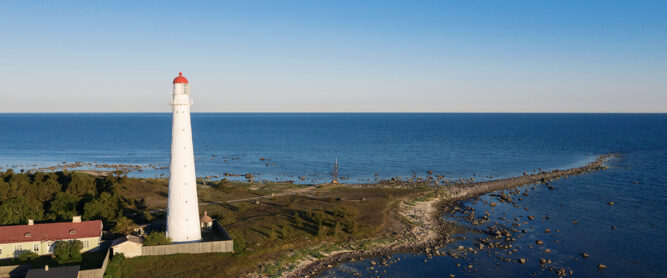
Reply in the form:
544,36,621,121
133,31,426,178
201,186,316,206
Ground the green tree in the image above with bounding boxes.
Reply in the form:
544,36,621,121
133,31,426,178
66,173,96,197
0,196,44,225
49,192,80,221
54,240,83,262
83,192,119,224
0,180,9,202
35,176,62,203
143,232,171,246
111,216,135,235
7,173,30,198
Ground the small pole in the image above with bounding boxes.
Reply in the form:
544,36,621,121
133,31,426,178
332,157,339,184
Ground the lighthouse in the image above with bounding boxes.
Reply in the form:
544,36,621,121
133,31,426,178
166,72,202,243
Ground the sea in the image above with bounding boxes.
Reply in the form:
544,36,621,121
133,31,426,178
0,113,665,277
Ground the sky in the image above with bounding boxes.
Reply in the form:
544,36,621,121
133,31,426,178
0,0,665,113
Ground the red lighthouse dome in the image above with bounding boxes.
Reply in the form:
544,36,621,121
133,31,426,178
173,72,189,84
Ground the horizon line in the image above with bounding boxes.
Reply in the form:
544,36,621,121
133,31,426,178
0,112,665,114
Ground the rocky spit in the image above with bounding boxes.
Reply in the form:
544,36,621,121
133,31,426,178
283,154,616,278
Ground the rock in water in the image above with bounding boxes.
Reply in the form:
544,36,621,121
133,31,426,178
535,240,544,245
518,258,526,264
598,264,607,269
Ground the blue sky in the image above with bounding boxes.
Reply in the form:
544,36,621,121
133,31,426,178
0,0,665,112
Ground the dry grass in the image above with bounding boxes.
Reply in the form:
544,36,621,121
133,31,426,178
115,181,432,277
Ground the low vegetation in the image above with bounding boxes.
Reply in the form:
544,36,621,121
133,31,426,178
143,232,171,246
0,169,434,277
54,240,83,263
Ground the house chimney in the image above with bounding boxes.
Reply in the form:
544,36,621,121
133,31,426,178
28,219,34,226
45,265,49,271
72,216,82,223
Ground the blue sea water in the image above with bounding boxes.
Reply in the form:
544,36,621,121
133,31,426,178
0,113,665,276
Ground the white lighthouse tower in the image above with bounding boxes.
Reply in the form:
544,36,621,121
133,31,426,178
166,72,202,243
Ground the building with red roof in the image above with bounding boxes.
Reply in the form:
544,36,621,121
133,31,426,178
0,217,103,260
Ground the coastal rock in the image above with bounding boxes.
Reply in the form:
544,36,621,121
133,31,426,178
535,240,544,245
518,258,526,264
598,264,607,269
607,201,615,205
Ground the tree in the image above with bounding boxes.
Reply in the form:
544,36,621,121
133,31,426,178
66,173,96,197
0,196,44,225
54,240,83,262
49,192,80,221
143,232,171,246
0,180,9,202
111,216,135,235
83,192,119,224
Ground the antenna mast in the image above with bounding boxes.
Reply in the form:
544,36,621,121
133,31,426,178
331,157,339,184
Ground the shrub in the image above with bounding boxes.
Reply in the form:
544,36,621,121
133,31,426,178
143,232,171,246
229,230,246,253
54,240,83,262
18,251,38,261
268,227,277,240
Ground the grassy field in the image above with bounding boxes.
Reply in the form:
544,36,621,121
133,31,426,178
110,180,435,277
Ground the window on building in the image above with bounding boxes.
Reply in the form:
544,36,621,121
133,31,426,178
14,245,23,252
0,248,3,254
83,241,89,248
33,244,39,252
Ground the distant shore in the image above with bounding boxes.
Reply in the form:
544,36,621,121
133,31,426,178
284,154,615,277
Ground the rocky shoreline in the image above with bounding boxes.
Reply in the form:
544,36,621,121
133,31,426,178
283,154,616,278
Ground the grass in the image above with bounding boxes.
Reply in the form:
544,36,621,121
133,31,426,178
112,181,435,277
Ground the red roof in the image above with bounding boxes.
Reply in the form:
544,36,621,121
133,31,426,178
0,220,102,244
173,72,189,84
